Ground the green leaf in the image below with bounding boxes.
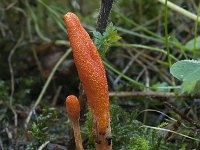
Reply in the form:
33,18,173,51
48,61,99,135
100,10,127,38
181,80,197,94
170,60,200,81
170,60,200,94
185,36,200,51
93,23,121,57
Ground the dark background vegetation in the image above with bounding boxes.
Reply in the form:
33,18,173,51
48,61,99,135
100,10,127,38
0,0,200,149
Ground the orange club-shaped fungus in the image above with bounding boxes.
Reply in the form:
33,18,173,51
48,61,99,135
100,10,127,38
64,12,112,149
66,95,83,150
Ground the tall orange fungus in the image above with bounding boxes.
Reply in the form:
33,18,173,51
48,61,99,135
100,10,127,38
64,12,110,134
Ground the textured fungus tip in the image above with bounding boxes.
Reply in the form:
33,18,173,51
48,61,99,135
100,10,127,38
64,12,110,135
64,12,76,22
66,95,80,121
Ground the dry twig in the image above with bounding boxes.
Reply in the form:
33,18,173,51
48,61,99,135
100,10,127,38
8,32,24,129
109,91,200,99
164,102,200,129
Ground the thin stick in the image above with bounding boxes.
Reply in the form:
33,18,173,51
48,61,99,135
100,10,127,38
8,32,24,129
158,0,200,22
25,48,72,128
164,102,200,129
109,91,200,99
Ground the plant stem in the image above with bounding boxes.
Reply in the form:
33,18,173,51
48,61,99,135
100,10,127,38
164,0,171,68
193,2,200,59
97,0,114,33
158,0,200,22
164,0,176,88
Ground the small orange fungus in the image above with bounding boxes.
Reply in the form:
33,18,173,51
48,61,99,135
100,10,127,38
66,95,80,122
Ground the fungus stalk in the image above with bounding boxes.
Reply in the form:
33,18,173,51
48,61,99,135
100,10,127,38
66,95,84,150
64,12,112,150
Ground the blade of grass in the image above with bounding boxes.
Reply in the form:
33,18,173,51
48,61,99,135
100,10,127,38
116,12,163,39
25,0,50,42
193,2,200,59
104,61,181,90
112,43,178,61
117,26,189,56
117,26,163,43
25,48,72,128
142,125,200,142
164,0,171,68
37,0,66,33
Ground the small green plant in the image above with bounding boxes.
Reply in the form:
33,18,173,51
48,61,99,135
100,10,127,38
93,23,121,57
129,136,149,150
26,108,57,149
